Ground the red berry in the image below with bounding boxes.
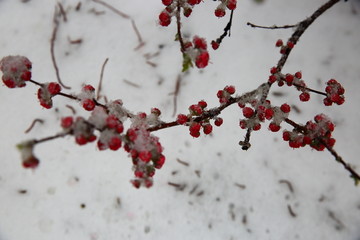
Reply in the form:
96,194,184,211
47,82,61,95
189,104,203,115
190,131,200,138
82,84,95,92
280,103,291,113
217,90,224,98
187,0,199,5
242,107,254,118
282,131,291,141
22,156,39,169
139,151,152,162
198,100,207,108
61,116,73,128
21,71,32,81
265,108,274,120
211,40,220,50
287,41,295,49
151,107,161,116
109,136,122,151
224,85,236,94
154,154,166,169
269,122,281,132
127,129,137,142
285,74,294,85
183,8,192,17
106,115,119,128
82,99,95,111
189,122,201,133
227,0,237,10
275,39,283,47
214,117,223,127
323,97,332,106
162,0,173,6
215,8,226,17
239,120,247,129
2,77,16,88
299,92,310,102
268,75,277,84
270,67,278,74
195,51,209,68
253,123,261,131
177,114,188,125
294,71,302,79
203,124,213,135
159,11,171,26
193,36,207,50
75,135,88,145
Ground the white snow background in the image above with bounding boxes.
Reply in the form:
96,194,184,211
0,0,360,239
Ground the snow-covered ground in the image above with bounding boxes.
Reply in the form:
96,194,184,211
0,0,360,239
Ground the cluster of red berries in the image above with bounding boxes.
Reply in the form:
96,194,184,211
214,0,237,17
217,85,236,104
283,114,336,151
238,99,291,132
182,35,210,68
37,82,62,109
80,84,96,111
323,79,345,106
177,99,223,138
123,114,166,188
275,39,295,55
158,0,201,27
0,55,32,88
61,116,97,145
268,67,310,102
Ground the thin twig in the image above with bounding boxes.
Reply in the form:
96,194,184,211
51,6,71,89
247,22,297,29
213,10,235,47
24,119,44,133
123,79,141,88
57,2,68,22
172,74,182,117
92,0,130,19
279,179,294,193
131,19,145,50
96,58,109,100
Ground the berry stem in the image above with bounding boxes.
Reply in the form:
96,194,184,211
293,83,327,96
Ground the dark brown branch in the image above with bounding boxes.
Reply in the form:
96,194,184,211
51,6,71,89
293,83,327,96
276,0,340,72
96,58,109,100
321,140,360,185
175,1,186,53
247,22,297,29
33,132,70,145
213,10,235,47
